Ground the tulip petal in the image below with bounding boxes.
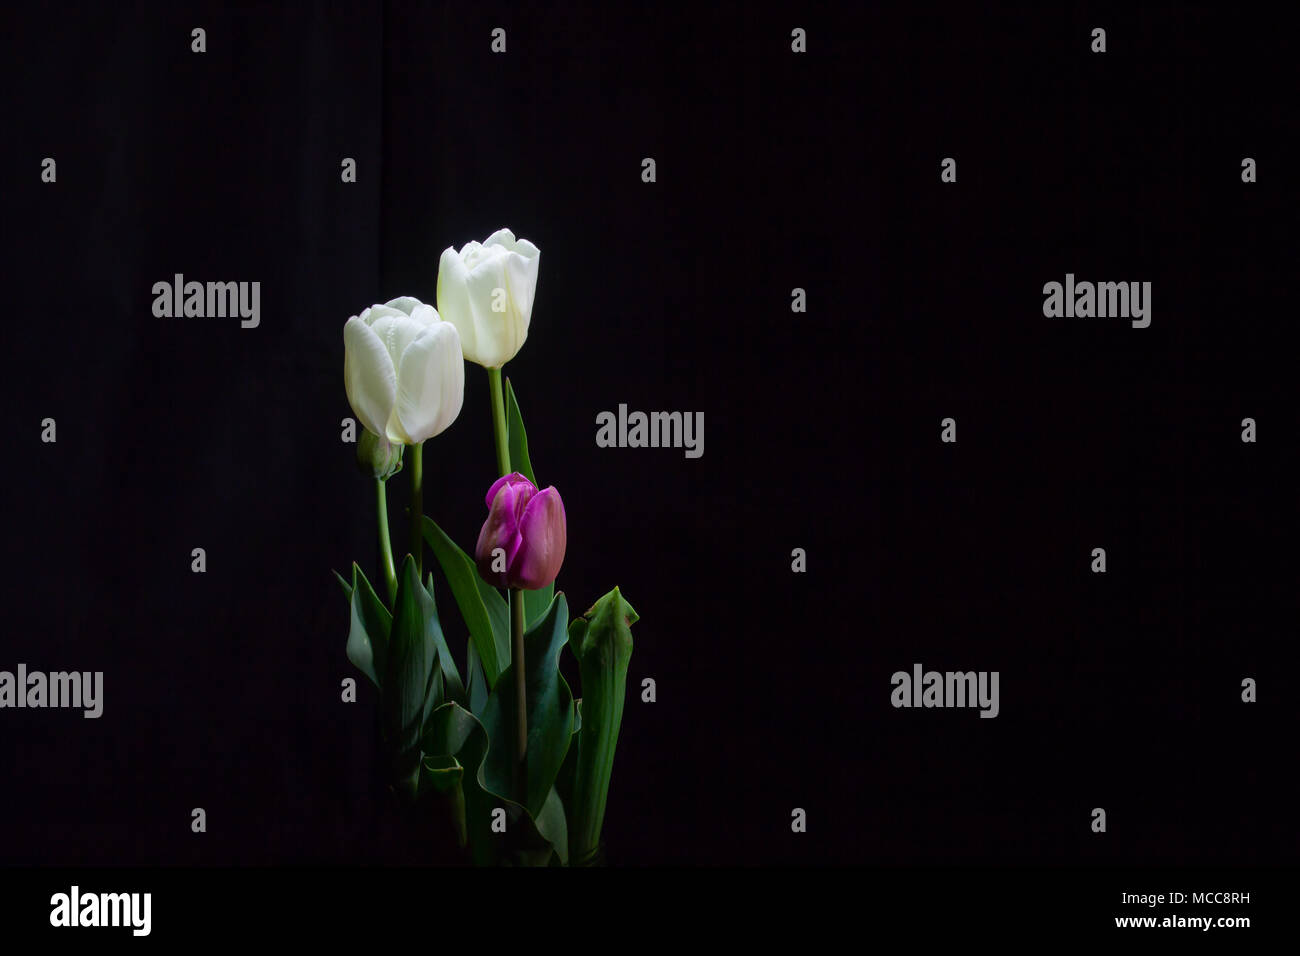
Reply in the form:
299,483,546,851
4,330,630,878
369,312,429,370
408,301,439,326
475,481,532,586
460,240,489,269
483,227,517,249
513,487,566,590
388,321,465,445
359,303,407,325
465,252,513,368
344,316,397,438
385,296,439,329
486,229,540,264
383,296,423,316
500,478,536,523
437,246,480,364
438,232,539,370
485,472,534,509
502,244,539,352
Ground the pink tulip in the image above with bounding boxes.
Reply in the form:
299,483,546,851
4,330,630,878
475,473,567,590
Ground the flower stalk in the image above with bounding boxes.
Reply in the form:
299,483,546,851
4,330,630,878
409,441,424,579
488,368,511,477
487,365,527,795
511,586,527,793
375,478,398,605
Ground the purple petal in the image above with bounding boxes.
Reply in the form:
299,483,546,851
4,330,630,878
475,481,530,585
512,486,567,590
485,471,535,509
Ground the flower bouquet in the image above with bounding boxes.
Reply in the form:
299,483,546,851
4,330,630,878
335,229,637,866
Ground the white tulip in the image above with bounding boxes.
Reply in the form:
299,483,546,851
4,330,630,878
343,296,465,445
436,227,540,368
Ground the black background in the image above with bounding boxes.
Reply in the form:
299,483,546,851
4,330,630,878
1,0,1296,873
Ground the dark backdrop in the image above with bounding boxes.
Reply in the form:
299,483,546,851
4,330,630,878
1,2,1295,867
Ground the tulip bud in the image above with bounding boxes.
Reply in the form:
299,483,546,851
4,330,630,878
343,296,465,446
474,472,566,591
356,429,404,480
436,228,540,369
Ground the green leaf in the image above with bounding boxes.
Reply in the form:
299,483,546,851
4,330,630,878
420,644,445,748
524,586,554,634
384,557,440,778
566,587,637,865
417,759,469,848
524,588,554,633
479,592,574,818
333,568,353,604
422,695,483,759
553,697,582,822
422,700,562,866
426,572,466,706
504,376,536,486
346,563,392,690
418,756,463,798
506,379,556,629
423,516,509,688
466,637,489,717
534,786,569,866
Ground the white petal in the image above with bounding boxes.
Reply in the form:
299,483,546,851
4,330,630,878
483,227,517,249
368,312,428,368
458,240,483,268
466,256,512,368
343,317,397,437
408,302,439,326
503,246,539,347
383,296,426,317
359,303,405,326
437,245,480,365
388,322,465,444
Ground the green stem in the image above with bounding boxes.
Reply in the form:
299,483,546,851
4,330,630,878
490,367,524,796
375,478,398,605
511,587,527,797
409,441,424,579
487,367,511,477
